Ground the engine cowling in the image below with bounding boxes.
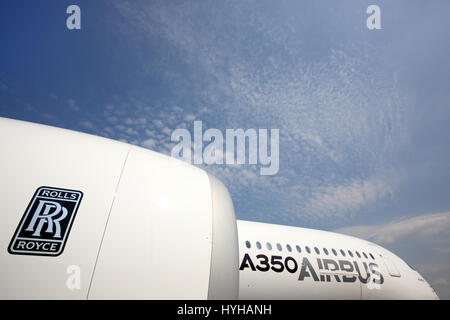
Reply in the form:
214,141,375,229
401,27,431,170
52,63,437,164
0,117,239,299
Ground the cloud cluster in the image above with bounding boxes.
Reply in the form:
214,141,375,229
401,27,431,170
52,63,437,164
302,177,395,220
83,1,414,226
334,211,450,244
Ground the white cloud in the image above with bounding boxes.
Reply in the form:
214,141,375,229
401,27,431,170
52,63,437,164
125,127,138,135
302,177,395,219
334,211,450,244
162,127,172,135
79,120,94,129
142,138,157,149
184,113,196,121
432,278,449,286
152,119,164,128
135,117,147,125
104,126,114,135
107,116,117,124
414,263,450,278
115,124,126,131
67,99,80,111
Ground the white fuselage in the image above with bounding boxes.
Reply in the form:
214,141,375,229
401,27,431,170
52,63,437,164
237,220,438,299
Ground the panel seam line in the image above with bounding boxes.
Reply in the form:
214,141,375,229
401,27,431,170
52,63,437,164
86,145,132,299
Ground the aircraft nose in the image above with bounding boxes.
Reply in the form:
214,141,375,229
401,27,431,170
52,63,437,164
409,266,439,299
428,284,439,300
421,278,439,300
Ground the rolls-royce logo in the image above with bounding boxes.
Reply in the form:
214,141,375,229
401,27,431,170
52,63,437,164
8,187,83,256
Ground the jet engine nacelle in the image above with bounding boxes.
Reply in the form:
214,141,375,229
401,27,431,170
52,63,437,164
0,117,239,299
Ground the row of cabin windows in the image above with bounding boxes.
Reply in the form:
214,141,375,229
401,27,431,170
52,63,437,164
244,240,375,260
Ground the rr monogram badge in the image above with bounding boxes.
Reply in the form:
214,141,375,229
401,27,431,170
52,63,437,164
8,187,83,256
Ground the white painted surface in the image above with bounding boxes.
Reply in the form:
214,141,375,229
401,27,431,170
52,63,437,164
237,220,439,300
88,147,214,299
0,118,129,299
207,174,239,299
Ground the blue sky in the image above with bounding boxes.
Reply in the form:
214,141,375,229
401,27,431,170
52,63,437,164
1,1,450,298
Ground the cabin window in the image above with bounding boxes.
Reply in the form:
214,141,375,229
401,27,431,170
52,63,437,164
286,244,292,252
305,246,311,254
363,252,368,259
348,250,354,257
356,251,361,258
296,245,302,253
323,248,329,255
256,241,262,250
340,249,346,257
314,247,320,254
267,242,272,250
245,241,251,249
332,249,337,256
369,253,375,260
277,243,282,251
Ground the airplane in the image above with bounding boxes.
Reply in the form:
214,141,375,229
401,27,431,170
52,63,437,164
0,117,439,299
